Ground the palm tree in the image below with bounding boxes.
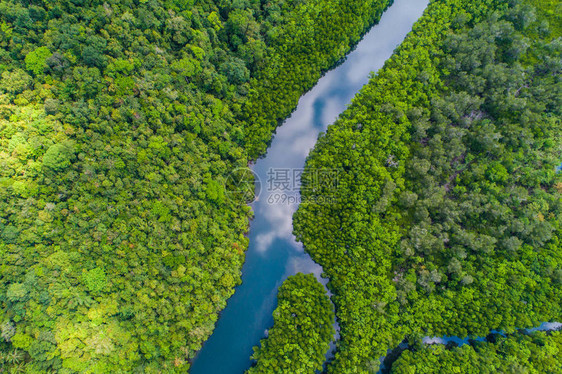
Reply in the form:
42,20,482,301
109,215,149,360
5,350,23,366
9,363,26,374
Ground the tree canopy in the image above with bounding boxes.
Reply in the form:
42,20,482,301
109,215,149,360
392,331,562,374
247,273,335,374
294,0,561,372
0,0,395,372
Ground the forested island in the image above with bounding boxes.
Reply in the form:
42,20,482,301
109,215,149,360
247,274,334,374
0,0,560,373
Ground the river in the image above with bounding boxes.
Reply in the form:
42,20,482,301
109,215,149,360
189,0,430,373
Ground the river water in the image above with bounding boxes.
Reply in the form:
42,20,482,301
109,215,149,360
190,0,430,373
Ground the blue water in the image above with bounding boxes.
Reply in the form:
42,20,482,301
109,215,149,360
377,322,562,372
189,1,430,373
422,322,562,346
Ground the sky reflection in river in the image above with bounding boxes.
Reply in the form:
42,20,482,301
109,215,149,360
253,0,430,257
190,0,429,373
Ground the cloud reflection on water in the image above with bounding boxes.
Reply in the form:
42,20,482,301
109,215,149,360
190,1,431,372
252,0,431,257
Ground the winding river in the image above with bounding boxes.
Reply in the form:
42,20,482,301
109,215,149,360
190,1,430,373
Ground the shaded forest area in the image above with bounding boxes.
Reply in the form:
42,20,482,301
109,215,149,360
294,0,561,372
392,331,562,373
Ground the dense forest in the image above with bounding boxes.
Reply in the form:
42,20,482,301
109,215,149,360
391,331,562,373
1,0,560,372
246,273,334,374
294,0,561,373
0,0,396,372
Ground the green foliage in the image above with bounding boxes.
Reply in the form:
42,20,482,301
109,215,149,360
205,179,225,204
82,267,107,293
0,69,31,94
527,0,561,38
294,0,562,372
239,0,395,157
3,0,555,371
247,273,335,374
6,283,27,302
391,331,562,373
11,333,32,350
0,0,394,371
42,142,73,170
24,46,51,75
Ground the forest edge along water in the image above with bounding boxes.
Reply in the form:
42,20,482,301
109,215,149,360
190,0,562,372
189,0,430,373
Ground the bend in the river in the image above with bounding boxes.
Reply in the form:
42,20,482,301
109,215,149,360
190,1,430,373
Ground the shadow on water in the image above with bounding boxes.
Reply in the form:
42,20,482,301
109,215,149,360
190,0,430,373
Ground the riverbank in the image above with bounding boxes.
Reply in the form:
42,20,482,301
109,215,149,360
190,1,430,372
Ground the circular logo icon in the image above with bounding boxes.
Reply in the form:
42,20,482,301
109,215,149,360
225,167,261,203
